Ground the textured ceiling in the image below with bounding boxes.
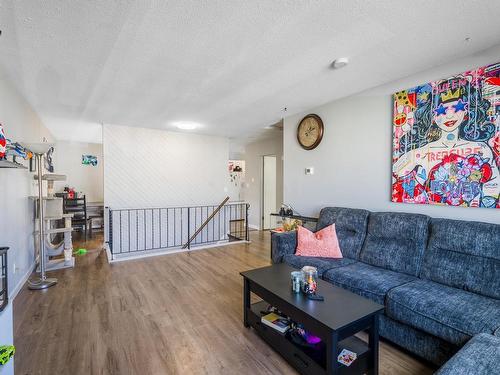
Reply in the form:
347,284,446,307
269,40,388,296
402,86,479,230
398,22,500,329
1,0,500,143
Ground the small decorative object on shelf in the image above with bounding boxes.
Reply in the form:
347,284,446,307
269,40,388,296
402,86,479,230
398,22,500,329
0,247,8,312
0,124,6,159
282,218,302,231
338,348,357,367
44,146,55,172
0,345,15,366
0,123,33,169
288,322,322,348
271,206,318,232
301,266,318,295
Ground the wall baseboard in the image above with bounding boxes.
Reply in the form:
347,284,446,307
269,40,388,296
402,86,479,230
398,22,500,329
108,240,249,263
249,223,260,230
9,261,36,301
105,242,113,263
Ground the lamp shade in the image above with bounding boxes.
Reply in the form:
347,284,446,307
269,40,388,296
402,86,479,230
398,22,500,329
24,143,54,154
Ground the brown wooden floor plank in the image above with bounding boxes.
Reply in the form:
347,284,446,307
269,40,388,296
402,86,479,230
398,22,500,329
14,231,435,375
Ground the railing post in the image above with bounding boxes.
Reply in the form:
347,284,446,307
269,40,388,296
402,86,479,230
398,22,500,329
187,207,191,250
108,207,113,258
245,203,250,242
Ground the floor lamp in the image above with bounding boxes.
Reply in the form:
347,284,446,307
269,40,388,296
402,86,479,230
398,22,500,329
27,144,57,290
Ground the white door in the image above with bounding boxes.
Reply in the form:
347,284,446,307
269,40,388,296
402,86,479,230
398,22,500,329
262,155,277,230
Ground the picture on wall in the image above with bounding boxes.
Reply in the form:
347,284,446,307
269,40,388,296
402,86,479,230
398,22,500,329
82,154,98,166
392,62,499,209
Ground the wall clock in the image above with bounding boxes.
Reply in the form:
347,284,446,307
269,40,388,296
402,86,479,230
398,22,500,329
297,114,324,150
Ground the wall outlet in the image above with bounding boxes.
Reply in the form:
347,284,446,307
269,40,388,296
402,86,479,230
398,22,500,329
305,167,314,175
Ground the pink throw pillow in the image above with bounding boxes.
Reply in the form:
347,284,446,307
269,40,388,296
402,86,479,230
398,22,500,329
295,224,343,258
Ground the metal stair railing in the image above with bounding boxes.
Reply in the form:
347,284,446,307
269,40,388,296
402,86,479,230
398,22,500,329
182,196,229,249
105,199,249,260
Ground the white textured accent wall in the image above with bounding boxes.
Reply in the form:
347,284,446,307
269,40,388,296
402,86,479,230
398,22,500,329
103,124,230,209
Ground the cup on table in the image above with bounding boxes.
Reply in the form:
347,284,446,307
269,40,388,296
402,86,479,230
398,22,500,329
290,271,303,293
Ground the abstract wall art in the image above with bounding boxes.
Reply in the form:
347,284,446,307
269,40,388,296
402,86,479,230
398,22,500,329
392,62,499,208
82,154,98,166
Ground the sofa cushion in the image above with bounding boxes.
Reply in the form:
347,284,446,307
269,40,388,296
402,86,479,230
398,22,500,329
359,212,430,276
421,218,500,299
387,279,500,346
323,262,416,304
281,254,356,276
435,333,500,375
315,207,369,259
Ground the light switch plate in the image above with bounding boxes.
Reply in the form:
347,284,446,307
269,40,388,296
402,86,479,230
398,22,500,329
305,167,314,175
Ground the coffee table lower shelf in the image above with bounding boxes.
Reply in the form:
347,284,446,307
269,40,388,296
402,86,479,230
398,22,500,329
248,301,370,375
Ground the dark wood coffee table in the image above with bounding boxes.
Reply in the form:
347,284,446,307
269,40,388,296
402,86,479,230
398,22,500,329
240,264,384,375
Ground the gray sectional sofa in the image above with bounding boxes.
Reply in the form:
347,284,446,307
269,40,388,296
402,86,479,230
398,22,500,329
271,207,500,367
435,333,500,374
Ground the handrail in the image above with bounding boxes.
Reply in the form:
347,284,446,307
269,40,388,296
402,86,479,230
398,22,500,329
108,201,244,211
182,196,229,249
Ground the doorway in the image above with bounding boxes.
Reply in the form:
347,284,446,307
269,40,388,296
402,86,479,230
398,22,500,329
262,155,277,230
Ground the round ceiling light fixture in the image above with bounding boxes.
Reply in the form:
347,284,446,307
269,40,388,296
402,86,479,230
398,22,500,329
172,121,201,130
332,57,349,69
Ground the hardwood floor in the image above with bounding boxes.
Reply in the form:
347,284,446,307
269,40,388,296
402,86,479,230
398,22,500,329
14,231,435,375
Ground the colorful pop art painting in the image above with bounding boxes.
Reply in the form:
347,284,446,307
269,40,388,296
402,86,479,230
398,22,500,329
392,62,499,208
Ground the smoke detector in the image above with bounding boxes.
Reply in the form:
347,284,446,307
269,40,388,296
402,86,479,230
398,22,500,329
332,57,349,69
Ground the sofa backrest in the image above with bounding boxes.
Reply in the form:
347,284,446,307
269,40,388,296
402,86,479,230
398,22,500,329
316,207,369,259
421,218,500,299
360,212,430,276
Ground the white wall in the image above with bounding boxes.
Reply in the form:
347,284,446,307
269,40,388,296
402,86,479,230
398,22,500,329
284,46,500,225
54,141,104,202
242,131,283,229
0,72,53,375
103,124,230,208
0,304,13,375
228,160,245,202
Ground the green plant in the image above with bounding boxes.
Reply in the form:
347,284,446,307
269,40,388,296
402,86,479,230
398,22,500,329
0,345,15,365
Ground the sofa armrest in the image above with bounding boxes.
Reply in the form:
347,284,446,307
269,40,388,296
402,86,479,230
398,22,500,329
435,333,500,375
271,231,297,263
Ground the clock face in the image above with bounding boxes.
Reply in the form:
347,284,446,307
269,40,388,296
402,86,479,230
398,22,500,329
297,114,324,150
